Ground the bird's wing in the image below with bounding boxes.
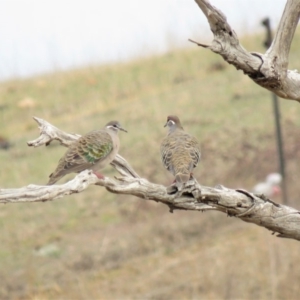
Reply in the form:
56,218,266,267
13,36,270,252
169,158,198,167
161,132,201,174
185,135,201,169
65,130,113,167
52,130,113,176
160,136,176,174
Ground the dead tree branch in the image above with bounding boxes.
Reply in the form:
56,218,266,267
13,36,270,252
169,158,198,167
192,0,300,101
0,117,300,241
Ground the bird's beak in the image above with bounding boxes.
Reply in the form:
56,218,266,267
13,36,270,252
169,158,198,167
119,127,127,133
164,121,168,128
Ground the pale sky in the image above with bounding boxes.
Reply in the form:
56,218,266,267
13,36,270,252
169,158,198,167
0,0,286,81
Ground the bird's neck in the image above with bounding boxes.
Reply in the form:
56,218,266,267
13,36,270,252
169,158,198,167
106,128,119,135
169,126,184,134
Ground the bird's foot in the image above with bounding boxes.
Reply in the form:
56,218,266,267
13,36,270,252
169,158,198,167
93,171,105,180
166,184,178,195
189,173,195,181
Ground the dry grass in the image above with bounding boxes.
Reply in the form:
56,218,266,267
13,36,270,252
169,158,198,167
1,31,300,299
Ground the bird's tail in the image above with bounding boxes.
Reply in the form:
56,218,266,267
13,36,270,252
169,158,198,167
47,172,63,185
175,172,190,184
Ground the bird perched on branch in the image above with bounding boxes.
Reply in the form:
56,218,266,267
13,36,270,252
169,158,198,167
161,115,201,192
47,120,127,185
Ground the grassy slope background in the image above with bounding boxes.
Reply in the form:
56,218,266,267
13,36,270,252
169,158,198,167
0,31,300,299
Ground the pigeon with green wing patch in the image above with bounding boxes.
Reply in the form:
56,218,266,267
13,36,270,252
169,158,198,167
161,115,201,192
47,120,127,185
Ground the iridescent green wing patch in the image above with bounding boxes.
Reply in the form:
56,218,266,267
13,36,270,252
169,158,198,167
83,142,113,163
79,130,113,164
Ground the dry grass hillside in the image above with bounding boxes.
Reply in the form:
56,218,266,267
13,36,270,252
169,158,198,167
0,31,300,299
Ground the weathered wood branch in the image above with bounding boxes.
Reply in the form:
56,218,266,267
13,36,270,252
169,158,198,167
192,0,300,101
1,117,300,241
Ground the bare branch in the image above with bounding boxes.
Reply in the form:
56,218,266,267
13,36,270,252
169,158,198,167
1,117,300,241
27,116,80,147
267,0,300,70
193,0,300,101
0,170,99,203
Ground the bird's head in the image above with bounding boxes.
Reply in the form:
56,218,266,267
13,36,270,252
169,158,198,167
105,121,127,133
164,115,183,132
